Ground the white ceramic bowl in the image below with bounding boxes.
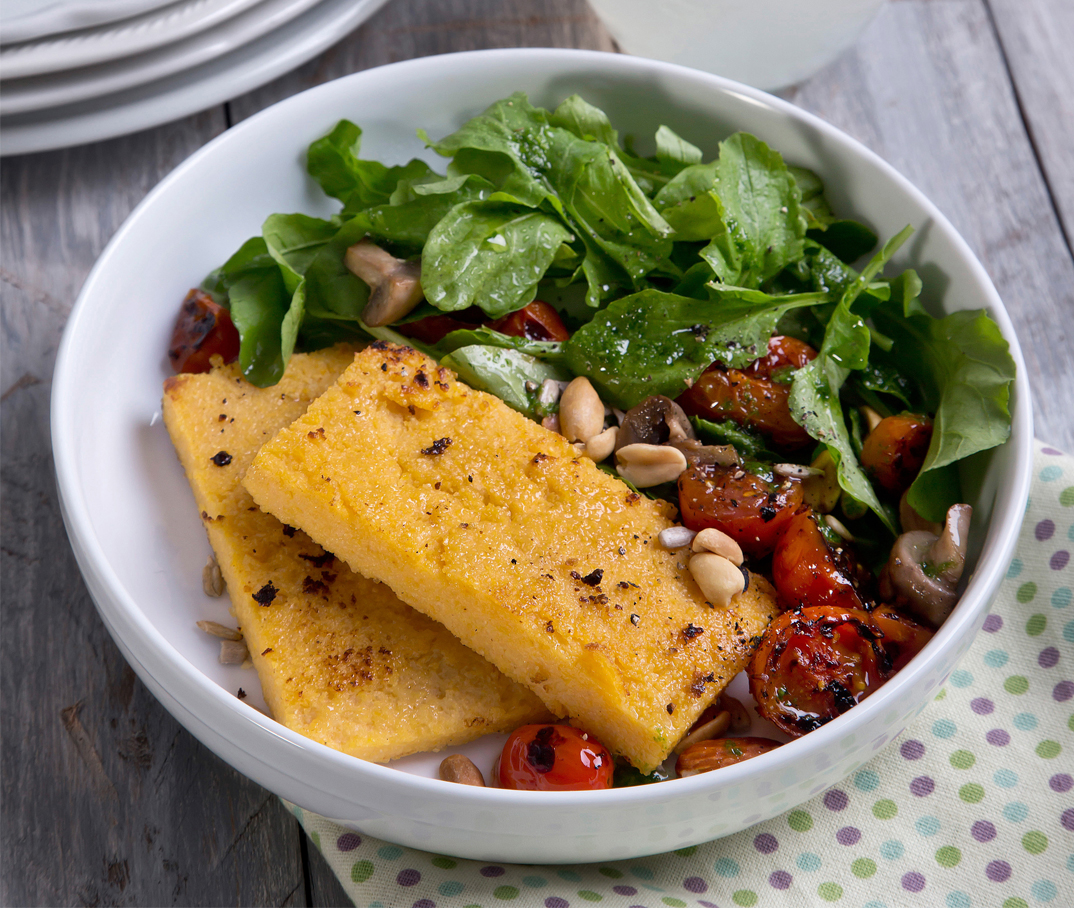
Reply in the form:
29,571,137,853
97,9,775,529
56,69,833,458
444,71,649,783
52,48,1033,864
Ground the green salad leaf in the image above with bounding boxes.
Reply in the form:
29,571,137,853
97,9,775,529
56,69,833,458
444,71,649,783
440,346,569,418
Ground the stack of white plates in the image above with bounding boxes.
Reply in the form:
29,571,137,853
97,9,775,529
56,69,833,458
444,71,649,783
0,0,390,155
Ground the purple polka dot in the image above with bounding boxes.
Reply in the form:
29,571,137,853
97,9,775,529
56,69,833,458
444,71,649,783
336,832,361,851
1036,519,1056,541
902,872,926,892
986,860,1011,882
1039,647,1060,668
613,886,637,897
910,776,935,797
1043,447,1064,456
824,789,849,811
754,833,779,854
1051,551,1070,571
397,869,421,887
1062,808,1074,832
971,697,995,715
901,739,926,760
699,903,720,908
983,614,1003,633
683,877,707,893
545,899,569,908
413,901,435,908
769,870,792,890
987,728,1011,746
836,826,861,845
1049,773,1073,792
480,866,505,878
1054,681,1074,702
971,820,996,842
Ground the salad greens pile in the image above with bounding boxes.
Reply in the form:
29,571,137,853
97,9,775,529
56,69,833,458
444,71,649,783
202,92,1015,530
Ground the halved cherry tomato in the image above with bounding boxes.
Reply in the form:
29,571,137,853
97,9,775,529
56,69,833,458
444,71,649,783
676,737,781,776
168,289,240,373
860,414,933,495
678,463,804,558
677,336,817,450
748,605,933,737
487,301,570,342
498,724,613,791
771,510,868,611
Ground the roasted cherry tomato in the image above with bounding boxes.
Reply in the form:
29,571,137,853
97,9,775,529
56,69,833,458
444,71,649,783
168,289,240,373
772,510,869,611
860,414,932,496
498,724,614,791
397,313,476,344
677,336,817,450
487,300,570,342
678,463,804,558
748,605,933,736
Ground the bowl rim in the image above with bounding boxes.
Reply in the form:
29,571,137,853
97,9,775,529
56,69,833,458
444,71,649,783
51,46,1034,815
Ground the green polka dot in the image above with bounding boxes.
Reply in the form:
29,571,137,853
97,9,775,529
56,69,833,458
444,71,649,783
577,892,602,903
935,688,947,700
673,846,697,857
1026,613,1047,634
377,845,402,859
559,870,583,882
598,867,622,878
1068,714,1074,733
788,809,813,832
1018,583,1038,603
661,900,686,908
1022,831,1048,854
439,882,465,897
1004,675,1029,695
936,845,962,867
310,831,320,849
1004,898,1030,908
732,892,758,907
1036,739,1061,758
959,783,985,803
432,857,457,869
852,858,876,878
873,799,898,819
1059,486,1074,507
521,877,546,888
494,887,519,900
950,750,976,769
854,770,880,791
818,882,843,901
350,860,374,883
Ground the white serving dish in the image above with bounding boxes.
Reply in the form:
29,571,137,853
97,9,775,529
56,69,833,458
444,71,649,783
1,0,176,45
52,48,1033,864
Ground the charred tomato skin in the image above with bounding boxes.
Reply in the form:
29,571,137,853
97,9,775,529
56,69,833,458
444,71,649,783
498,724,614,791
677,335,817,450
772,510,868,611
678,463,804,558
168,289,240,373
748,605,933,737
487,300,570,342
860,414,933,495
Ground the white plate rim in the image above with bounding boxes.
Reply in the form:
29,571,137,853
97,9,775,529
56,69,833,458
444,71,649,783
50,47,1035,861
1,0,178,45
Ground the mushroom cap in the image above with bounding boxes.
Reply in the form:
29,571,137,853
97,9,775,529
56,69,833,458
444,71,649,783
616,395,696,450
344,239,425,327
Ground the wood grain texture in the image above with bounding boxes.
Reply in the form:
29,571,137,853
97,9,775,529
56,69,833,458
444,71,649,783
988,0,1074,249
782,0,1074,450
228,0,615,123
1,113,308,907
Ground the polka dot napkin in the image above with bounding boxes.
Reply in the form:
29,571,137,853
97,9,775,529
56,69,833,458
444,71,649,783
288,441,1073,908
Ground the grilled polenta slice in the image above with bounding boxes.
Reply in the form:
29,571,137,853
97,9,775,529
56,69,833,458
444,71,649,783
244,342,777,771
162,346,550,763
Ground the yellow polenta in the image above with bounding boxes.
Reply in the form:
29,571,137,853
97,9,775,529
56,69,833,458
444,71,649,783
244,343,776,771
162,346,549,763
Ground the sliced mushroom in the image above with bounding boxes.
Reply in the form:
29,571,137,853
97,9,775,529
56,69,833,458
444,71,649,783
672,438,739,467
344,239,424,327
881,503,972,627
616,396,696,449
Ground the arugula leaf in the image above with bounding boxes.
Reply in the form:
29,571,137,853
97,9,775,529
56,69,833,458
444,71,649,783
228,268,290,387
691,416,771,460
434,325,565,360
809,220,878,264
307,120,435,210
262,213,339,294
872,284,1015,522
440,345,569,418
654,125,702,166
562,287,826,408
421,201,574,317
549,95,618,146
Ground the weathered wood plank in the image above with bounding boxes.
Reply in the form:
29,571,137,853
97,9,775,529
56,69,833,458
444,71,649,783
0,112,309,907
988,0,1074,251
228,0,615,123
783,0,1074,450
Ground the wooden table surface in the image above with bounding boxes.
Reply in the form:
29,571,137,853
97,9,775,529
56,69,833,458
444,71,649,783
2,0,1072,904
